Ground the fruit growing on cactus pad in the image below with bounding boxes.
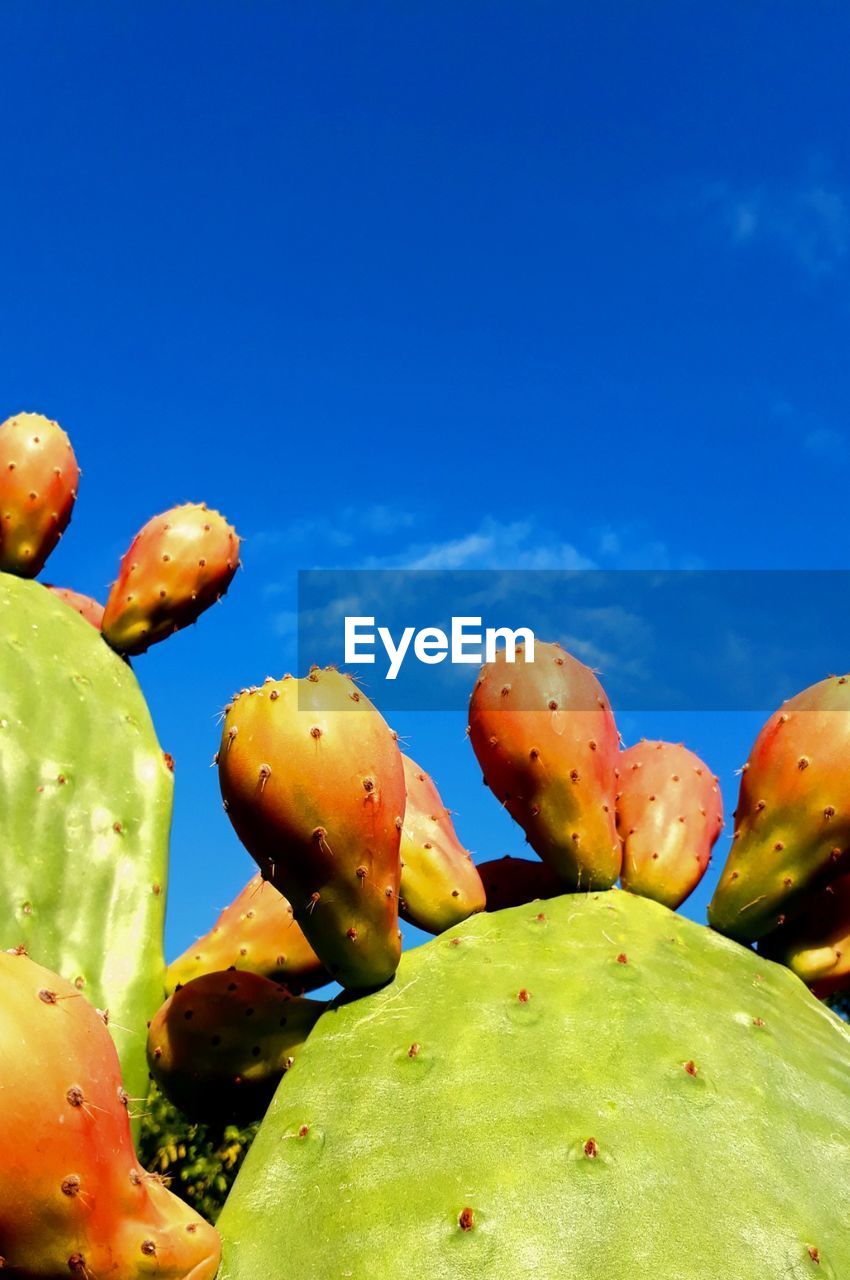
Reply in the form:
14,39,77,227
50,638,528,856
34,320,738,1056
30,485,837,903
762,871,850,998
710,673,850,941
398,753,486,933
0,411,79,576
468,641,621,890
216,891,850,1279
617,740,723,909
167,873,328,996
217,668,405,989
148,971,325,1124
476,853,564,910
0,948,220,1278
46,583,105,628
102,502,240,655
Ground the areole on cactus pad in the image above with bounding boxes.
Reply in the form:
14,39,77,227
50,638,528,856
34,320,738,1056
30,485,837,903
216,891,850,1279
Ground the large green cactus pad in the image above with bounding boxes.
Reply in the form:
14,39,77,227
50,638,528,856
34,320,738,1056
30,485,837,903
218,890,850,1279
0,574,172,1107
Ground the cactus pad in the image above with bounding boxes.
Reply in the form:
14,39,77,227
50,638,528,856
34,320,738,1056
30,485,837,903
0,573,173,1106
218,890,850,1279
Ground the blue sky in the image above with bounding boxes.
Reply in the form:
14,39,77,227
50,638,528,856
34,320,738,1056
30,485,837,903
2,3,849,957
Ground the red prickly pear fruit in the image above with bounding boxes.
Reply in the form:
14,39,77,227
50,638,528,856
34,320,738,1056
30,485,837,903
468,640,622,890
217,668,405,989
0,948,220,1278
45,583,105,629
617,740,723,910
476,854,565,911
166,872,329,996
761,872,850,998
148,971,325,1124
102,502,240,655
398,753,486,934
709,673,850,942
0,411,79,577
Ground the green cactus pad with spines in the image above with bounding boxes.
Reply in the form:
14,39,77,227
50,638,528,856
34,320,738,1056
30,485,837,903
217,890,850,1279
0,574,173,1109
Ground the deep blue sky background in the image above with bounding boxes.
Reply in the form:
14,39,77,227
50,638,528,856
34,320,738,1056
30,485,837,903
2,3,849,960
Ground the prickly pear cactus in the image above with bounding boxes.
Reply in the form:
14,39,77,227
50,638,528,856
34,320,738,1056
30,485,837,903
0,574,172,1107
217,891,850,1279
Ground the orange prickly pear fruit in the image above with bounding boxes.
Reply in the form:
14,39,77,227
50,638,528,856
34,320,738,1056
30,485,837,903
476,854,565,911
0,411,79,577
0,948,220,1279
148,971,325,1124
617,740,723,910
217,668,405,989
166,872,328,995
102,502,240,655
762,872,850,998
710,674,850,942
468,640,621,890
398,753,486,934
46,583,105,629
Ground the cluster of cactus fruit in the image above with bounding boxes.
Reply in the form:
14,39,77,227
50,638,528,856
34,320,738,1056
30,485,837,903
1,409,850,1277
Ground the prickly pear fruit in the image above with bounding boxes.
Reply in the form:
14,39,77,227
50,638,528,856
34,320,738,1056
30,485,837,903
102,502,240,655
148,971,325,1124
167,873,328,996
468,641,621,890
0,411,79,576
710,674,850,941
46,583,105,628
0,948,220,1279
216,892,850,1280
762,872,850,998
617,740,723,909
476,854,564,910
217,669,405,989
398,753,486,934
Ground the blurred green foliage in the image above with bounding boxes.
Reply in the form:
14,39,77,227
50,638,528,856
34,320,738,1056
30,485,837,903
138,1084,259,1223
829,992,849,1022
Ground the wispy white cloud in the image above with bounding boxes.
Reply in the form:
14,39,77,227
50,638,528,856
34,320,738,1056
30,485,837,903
768,397,849,464
365,518,596,572
802,426,849,462
700,178,850,276
249,503,415,567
